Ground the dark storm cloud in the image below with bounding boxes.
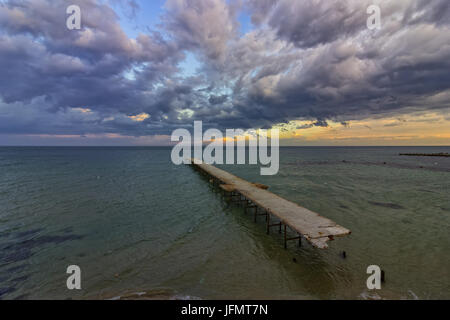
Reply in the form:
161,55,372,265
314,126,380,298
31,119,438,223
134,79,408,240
162,0,239,63
247,0,450,48
209,94,228,105
0,0,186,135
313,120,329,128
247,0,370,48
297,124,313,130
0,0,449,138
403,0,450,26
214,0,450,128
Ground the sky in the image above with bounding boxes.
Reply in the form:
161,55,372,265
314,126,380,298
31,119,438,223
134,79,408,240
0,0,449,146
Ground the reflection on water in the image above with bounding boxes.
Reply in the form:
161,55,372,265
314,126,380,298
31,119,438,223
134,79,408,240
0,146,449,299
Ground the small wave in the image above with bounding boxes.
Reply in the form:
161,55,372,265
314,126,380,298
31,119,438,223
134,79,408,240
359,290,383,300
368,201,404,210
407,290,419,300
106,289,201,300
359,289,421,300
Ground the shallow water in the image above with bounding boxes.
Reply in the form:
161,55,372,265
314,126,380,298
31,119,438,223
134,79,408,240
0,146,449,299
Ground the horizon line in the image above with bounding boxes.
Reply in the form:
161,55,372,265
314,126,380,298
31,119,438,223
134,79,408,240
1,145,449,148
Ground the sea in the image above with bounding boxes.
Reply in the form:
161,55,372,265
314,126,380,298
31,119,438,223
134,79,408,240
0,146,449,300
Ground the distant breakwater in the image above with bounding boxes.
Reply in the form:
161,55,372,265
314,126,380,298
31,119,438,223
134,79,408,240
399,153,450,157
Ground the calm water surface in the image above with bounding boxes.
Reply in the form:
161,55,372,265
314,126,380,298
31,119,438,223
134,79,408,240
0,147,449,299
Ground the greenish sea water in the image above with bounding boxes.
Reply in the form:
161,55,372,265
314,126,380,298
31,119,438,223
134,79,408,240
0,146,449,300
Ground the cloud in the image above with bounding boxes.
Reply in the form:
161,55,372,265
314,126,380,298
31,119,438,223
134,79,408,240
296,124,313,130
247,0,370,48
211,0,450,129
0,0,449,140
208,94,228,105
313,120,329,128
162,0,239,63
0,0,185,136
